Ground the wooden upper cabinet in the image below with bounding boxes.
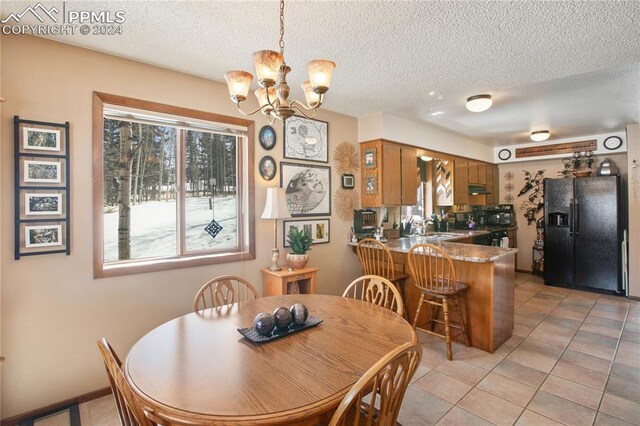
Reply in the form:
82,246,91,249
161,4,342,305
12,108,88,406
360,140,418,207
468,161,479,184
492,164,500,203
401,147,418,205
485,164,494,204
453,159,469,205
382,144,402,205
477,163,487,185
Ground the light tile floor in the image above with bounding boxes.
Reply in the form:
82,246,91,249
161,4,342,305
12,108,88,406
38,273,640,425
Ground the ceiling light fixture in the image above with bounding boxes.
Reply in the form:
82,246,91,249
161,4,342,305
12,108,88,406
224,0,336,123
466,94,492,112
530,130,550,142
420,155,433,162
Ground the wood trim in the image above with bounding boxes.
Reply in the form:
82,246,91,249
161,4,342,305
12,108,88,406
92,92,256,278
1,387,111,426
359,138,490,165
515,140,597,159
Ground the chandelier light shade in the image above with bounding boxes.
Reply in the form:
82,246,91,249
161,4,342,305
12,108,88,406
530,130,550,142
466,94,493,112
225,0,336,123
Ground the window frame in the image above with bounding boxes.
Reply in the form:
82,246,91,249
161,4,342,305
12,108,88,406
92,92,255,278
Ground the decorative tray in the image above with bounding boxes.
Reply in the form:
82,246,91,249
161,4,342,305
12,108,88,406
237,316,323,344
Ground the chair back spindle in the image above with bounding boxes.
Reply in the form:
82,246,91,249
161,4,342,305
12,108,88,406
356,238,396,280
408,244,457,293
193,275,259,312
342,275,404,316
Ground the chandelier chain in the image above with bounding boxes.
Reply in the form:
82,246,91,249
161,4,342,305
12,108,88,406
279,0,285,54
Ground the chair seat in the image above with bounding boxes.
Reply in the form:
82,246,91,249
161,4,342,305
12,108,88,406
420,281,467,296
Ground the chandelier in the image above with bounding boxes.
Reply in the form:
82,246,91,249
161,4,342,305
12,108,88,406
224,0,336,123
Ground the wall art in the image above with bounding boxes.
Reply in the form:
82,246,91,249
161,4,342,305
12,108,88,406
284,116,328,163
259,155,277,181
333,141,358,174
259,125,276,150
283,219,330,247
280,162,331,216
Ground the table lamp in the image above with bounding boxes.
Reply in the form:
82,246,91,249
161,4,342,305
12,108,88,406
261,187,291,271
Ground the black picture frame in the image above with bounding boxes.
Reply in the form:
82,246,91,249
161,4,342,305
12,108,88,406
283,219,330,247
259,125,277,150
14,116,71,259
341,174,355,189
280,162,331,217
259,155,277,181
283,116,328,163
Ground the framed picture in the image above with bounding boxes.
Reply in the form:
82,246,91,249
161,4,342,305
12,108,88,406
280,162,331,217
259,155,277,181
364,148,376,168
341,174,355,189
24,224,63,248
283,219,330,247
365,174,377,194
24,159,62,183
23,127,61,151
259,125,277,150
284,116,328,163
25,193,62,215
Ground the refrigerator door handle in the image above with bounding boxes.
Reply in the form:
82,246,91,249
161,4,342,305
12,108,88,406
575,200,580,237
569,199,574,237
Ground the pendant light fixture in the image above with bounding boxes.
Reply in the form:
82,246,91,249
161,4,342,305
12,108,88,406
224,0,336,123
530,130,550,142
466,94,492,112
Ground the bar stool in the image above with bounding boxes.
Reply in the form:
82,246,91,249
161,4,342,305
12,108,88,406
356,238,409,317
407,243,471,360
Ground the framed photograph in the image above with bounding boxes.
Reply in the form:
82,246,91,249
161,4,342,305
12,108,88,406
24,224,63,248
284,116,328,163
259,125,277,150
25,193,62,215
259,155,277,181
283,219,330,247
24,159,62,183
365,174,377,194
280,162,331,217
341,174,355,189
364,148,376,168
23,127,61,151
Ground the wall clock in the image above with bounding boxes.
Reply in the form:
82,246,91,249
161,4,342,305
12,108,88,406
603,136,622,151
498,149,512,161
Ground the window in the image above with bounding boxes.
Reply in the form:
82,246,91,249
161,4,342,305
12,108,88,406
93,93,255,277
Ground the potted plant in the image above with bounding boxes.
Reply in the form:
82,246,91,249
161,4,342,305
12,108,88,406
286,227,313,269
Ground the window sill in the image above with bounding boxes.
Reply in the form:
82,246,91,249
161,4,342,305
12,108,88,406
94,251,256,279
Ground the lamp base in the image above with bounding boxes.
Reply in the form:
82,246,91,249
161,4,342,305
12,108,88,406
268,248,281,271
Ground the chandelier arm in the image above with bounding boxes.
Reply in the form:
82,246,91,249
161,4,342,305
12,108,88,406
290,97,323,112
234,101,271,117
290,102,318,120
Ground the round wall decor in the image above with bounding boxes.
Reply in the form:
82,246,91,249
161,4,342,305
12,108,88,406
603,136,623,151
259,125,276,150
259,156,277,181
498,149,512,161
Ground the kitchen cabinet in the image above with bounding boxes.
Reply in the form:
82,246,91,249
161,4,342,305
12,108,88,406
453,160,469,205
468,161,479,183
486,164,499,204
360,140,418,207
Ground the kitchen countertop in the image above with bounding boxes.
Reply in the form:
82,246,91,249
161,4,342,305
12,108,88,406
348,235,518,263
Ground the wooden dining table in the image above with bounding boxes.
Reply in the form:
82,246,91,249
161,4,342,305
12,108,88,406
124,294,417,425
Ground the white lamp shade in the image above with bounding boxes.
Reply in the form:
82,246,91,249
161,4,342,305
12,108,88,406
261,187,291,219
466,94,492,112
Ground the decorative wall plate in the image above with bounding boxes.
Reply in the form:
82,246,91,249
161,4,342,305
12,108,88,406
603,136,623,151
259,156,277,181
333,141,359,174
259,125,276,150
334,188,359,221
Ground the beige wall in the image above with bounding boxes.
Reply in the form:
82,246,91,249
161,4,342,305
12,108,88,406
0,35,361,417
626,124,639,297
498,154,628,272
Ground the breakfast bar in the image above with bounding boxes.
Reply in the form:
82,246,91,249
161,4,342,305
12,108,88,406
350,237,518,352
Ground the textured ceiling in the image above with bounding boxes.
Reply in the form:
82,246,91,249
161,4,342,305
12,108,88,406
3,0,640,145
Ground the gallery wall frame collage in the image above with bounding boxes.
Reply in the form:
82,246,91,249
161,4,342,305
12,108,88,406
14,116,71,259
258,116,332,247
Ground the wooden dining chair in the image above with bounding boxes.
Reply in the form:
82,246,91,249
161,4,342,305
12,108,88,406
97,338,155,426
356,238,409,317
342,275,404,317
407,244,471,361
329,341,422,426
193,275,259,312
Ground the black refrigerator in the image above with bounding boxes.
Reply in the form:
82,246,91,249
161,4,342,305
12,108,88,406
544,176,624,293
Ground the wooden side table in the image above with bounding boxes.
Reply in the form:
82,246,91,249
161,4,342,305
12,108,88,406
261,267,318,296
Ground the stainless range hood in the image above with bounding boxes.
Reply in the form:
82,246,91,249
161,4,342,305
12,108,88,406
468,184,492,195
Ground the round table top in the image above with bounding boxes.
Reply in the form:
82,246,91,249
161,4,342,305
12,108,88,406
125,294,416,425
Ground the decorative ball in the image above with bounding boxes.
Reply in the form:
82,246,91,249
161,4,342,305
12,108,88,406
290,303,309,325
253,313,275,336
272,307,293,329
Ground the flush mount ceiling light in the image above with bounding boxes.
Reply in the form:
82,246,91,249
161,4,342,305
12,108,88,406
466,94,492,112
530,130,550,142
420,155,433,162
224,0,336,124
